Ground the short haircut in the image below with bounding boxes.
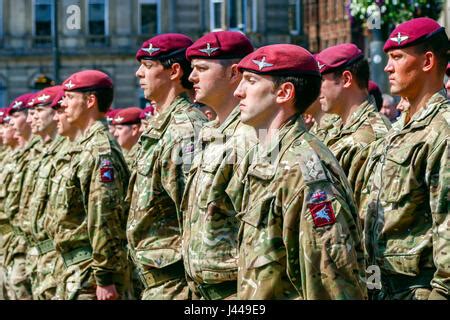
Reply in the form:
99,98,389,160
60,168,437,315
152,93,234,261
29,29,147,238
158,51,193,90
83,87,114,113
331,58,370,90
271,74,322,114
412,31,448,75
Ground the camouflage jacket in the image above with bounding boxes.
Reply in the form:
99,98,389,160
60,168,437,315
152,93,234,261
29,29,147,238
358,90,449,299
309,113,341,142
44,139,75,240
29,135,67,243
0,147,20,240
53,120,130,286
324,98,391,193
127,94,207,272
123,142,140,171
181,106,257,284
5,136,41,233
226,115,367,300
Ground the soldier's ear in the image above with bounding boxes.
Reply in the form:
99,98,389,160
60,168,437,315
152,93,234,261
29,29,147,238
275,81,295,105
169,62,183,81
422,51,435,73
342,70,353,88
229,64,241,84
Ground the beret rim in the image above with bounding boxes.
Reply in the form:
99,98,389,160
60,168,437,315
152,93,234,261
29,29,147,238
384,26,447,52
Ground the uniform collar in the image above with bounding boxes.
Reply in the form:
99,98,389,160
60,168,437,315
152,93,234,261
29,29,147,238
77,119,108,145
342,97,377,132
146,93,191,133
397,89,447,130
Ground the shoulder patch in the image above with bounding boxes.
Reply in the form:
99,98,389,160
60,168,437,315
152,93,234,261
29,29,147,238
99,156,114,183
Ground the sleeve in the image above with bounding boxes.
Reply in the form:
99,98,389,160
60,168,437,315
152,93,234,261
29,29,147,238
428,137,450,299
85,150,129,287
159,124,198,228
284,180,368,300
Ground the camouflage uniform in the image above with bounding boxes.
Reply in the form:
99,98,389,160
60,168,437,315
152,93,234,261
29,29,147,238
4,136,41,300
309,113,341,142
123,142,140,171
358,90,449,300
324,98,391,197
127,94,207,300
28,136,66,299
0,147,19,299
43,138,75,300
226,115,367,300
53,120,131,300
181,106,257,300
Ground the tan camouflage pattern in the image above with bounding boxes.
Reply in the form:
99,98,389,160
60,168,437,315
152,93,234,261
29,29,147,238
3,136,41,300
324,98,391,193
309,113,341,142
226,115,367,300
127,93,207,300
181,106,257,298
123,142,140,171
357,90,449,300
0,147,20,300
27,136,66,299
53,120,130,300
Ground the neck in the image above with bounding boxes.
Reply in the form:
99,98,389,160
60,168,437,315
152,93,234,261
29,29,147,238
212,96,239,125
404,81,442,124
78,117,99,136
40,127,57,143
155,86,186,114
338,90,367,125
256,110,296,148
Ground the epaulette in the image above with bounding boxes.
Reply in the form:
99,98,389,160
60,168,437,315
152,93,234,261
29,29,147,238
291,135,328,183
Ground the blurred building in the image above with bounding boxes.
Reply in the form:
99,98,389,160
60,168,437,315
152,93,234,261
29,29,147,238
0,0,307,107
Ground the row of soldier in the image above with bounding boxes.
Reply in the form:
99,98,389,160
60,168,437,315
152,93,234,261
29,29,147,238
0,16,448,300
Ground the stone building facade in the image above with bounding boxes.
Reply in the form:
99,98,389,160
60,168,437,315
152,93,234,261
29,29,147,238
0,0,305,108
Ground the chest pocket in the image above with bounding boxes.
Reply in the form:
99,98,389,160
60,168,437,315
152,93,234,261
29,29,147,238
384,142,425,203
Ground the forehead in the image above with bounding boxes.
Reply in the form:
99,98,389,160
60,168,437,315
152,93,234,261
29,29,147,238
35,106,53,112
191,58,221,67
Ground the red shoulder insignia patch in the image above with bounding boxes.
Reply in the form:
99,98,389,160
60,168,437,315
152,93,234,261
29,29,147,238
308,201,336,227
100,167,114,182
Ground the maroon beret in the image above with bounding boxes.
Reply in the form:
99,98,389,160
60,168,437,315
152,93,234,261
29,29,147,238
237,44,320,76
34,85,64,109
139,105,155,120
106,108,122,123
383,17,446,52
136,33,193,61
62,70,113,92
9,93,36,113
186,31,254,61
0,108,9,124
112,107,142,125
446,63,450,77
315,43,364,74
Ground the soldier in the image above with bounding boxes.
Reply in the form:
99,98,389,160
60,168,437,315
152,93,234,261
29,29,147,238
112,107,142,170
138,105,155,133
358,17,449,300
127,33,207,300
316,43,391,198
106,108,121,136
42,88,79,300
26,86,67,299
227,44,367,299
53,70,130,300
0,108,19,300
181,31,256,300
305,97,341,142
4,93,40,300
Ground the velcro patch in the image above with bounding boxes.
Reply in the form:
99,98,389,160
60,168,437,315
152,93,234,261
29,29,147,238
308,201,336,227
100,167,114,182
